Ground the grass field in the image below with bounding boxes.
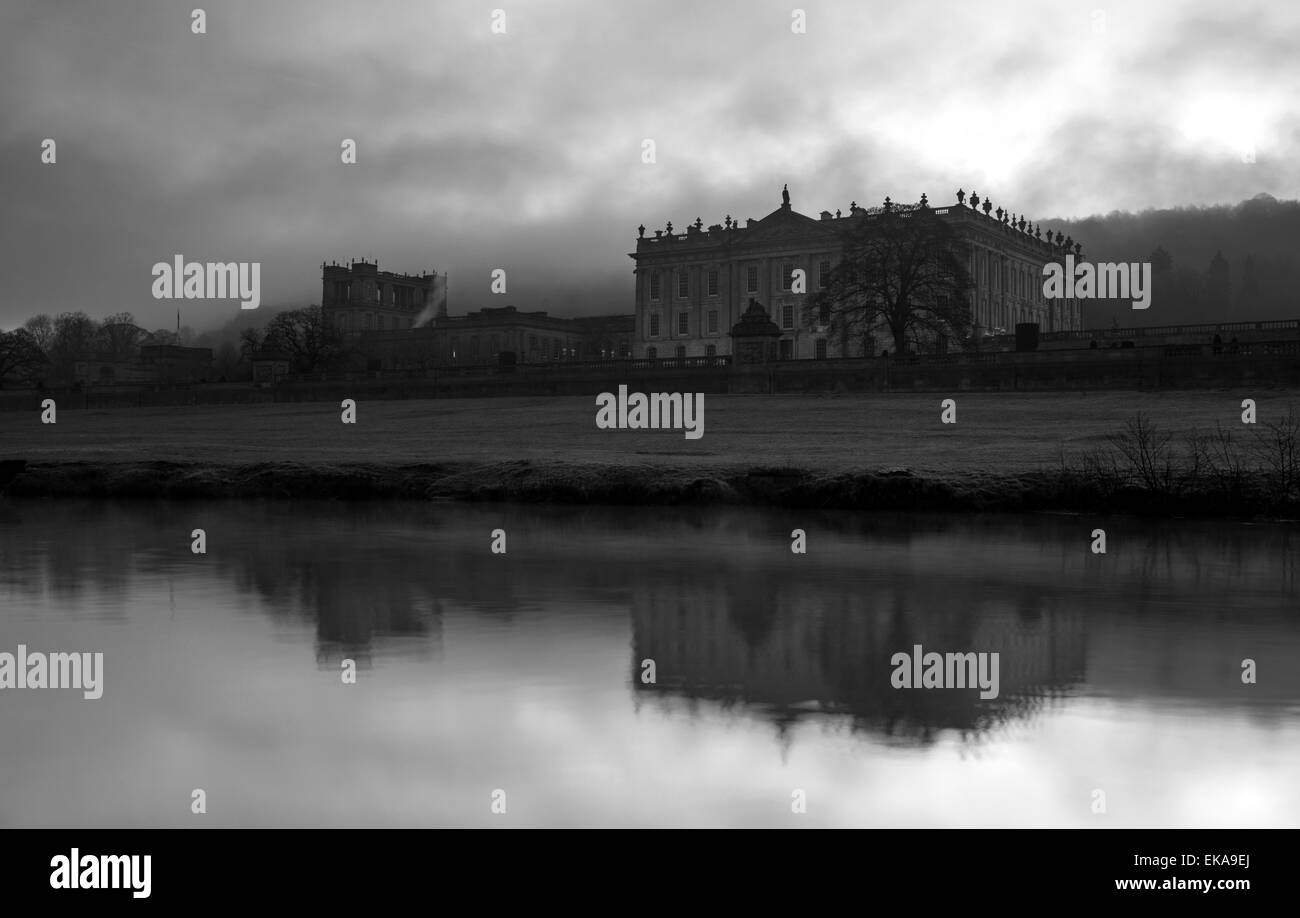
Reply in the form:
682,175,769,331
3,390,1297,511
5,390,1293,472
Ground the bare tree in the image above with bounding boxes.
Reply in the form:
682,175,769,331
48,312,99,382
96,312,144,361
262,305,341,374
23,314,55,353
0,328,49,387
238,327,263,362
808,199,974,355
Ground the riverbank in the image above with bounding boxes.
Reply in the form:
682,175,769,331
3,392,1297,516
2,458,1295,518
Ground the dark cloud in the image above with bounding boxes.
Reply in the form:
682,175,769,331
1,0,1297,330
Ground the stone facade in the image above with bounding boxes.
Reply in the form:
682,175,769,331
629,189,1085,359
356,306,634,370
321,259,442,336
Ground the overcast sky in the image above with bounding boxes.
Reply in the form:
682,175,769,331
2,0,1298,332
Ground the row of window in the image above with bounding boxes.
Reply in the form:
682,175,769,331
644,339,831,359
327,281,423,307
647,302,832,337
974,251,1061,307
450,336,568,360
337,313,415,331
648,261,833,301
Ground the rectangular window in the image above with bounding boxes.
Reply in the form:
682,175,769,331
782,303,794,329
747,266,758,293
678,272,689,298
815,338,828,359
707,310,718,334
706,344,717,357
678,312,689,335
647,346,657,359
675,345,686,359
818,302,830,325
819,260,830,289
708,270,719,297
782,264,795,291
650,273,661,301
649,314,660,337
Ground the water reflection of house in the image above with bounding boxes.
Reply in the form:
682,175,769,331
630,578,1088,741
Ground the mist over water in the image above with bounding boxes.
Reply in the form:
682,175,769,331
1,500,1297,827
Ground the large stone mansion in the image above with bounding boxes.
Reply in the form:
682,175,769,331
628,188,1085,360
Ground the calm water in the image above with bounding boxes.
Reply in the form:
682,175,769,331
1,500,1298,828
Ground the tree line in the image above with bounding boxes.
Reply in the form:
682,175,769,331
0,305,342,388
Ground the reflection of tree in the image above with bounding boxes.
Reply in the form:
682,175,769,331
4,500,1300,729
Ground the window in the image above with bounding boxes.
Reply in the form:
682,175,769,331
647,346,657,359
529,335,538,352
819,260,830,289
469,337,479,358
619,340,629,357
779,339,793,360
782,264,795,291
676,345,686,359
650,272,661,300
678,272,689,298
490,334,500,355
818,302,831,325
708,269,719,297
649,314,660,337
782,303,794,329
706,344,717,357
451,335,459,359
747,266,758,293
707,310,718,334
366,314,373,330
678,312,689,335
815,338,828,359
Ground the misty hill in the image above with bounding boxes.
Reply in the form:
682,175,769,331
1048,193,1300,330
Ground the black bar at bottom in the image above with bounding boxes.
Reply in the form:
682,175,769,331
2,828,1279,906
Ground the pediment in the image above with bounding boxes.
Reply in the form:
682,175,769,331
732,206,840,249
